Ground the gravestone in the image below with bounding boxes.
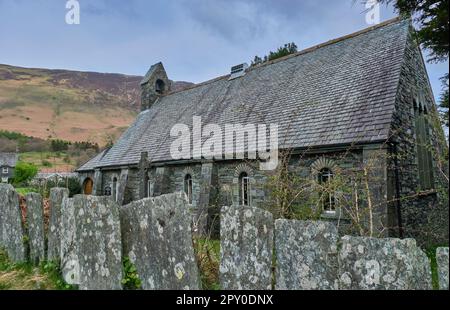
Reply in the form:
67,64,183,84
25,192,45,264
219,205,274,290
120,192,200,290
275,220,339,290
47,188,69,261
0,184,26,262
338,236,432,290
73,195,122,290
59,197,79,285
436,247,449,290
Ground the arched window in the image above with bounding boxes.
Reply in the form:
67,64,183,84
239,172,250,206
184,174,193,204
414,101,434,190
318,168,335,213
112,177,118,202
155,79,165,94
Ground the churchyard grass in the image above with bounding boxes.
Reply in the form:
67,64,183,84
0,249,74,290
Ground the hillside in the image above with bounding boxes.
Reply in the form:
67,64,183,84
0,64,193,146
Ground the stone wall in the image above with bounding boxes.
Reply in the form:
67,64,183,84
390,29,449,246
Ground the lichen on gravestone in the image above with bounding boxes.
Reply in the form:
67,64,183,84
25,192,45,264
120,192,200,290
436,247,449,290
59,197,79,285
73,195,122,290
0,184,27,263
275,220,339,290
219,205,274,290
338,236,432,290
47,188,69,262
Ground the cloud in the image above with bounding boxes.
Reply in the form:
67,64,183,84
0,0,445,102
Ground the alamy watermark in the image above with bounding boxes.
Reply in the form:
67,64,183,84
66,0,80,25
365,0,381,25
170,116,279,171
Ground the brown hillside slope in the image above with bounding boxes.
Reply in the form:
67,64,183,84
0,64,193,145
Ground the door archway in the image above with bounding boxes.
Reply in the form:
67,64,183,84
83,178,94,195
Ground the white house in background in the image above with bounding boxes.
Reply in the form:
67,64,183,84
0,153,18,183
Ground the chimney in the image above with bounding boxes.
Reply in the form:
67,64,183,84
229,63,249,81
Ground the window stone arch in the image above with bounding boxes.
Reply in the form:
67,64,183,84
233,163,254,206
310,157,339,178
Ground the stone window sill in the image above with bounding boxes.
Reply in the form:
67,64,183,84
321,211,340,220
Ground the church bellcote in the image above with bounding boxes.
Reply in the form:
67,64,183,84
140,62,170,111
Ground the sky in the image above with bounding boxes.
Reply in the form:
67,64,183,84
0,0,448,102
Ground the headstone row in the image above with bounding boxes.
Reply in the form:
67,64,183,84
219,205,438,290
1,185,200,290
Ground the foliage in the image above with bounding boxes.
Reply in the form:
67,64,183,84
376,0,449,128
15,187,39,196
41,160,52,167
439,74,449,127
252,42,298,66
193,238,220,290
50,139,70,152
424,244,447,290
377,0,448,62
0,130,29,142
13,161,38,186
121,257,142,290
44,177,82,198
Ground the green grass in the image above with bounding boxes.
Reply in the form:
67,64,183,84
0,249,74,290
15,187,39,196
424,245,447,290
19,151,75,171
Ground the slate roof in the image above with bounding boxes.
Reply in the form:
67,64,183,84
0,153,18,167
81,18,411,170
77,149,109,171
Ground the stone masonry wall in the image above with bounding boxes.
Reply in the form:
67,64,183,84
390,29,449,246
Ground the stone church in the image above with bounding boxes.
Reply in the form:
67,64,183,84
77,18,448,245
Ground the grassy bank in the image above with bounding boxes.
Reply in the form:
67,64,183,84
0,249,73,290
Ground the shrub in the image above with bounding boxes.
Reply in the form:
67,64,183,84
122,257,141,290
13,162,38,186
45,177,82,198
41,160,52,167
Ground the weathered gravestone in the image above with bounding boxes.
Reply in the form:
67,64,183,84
0,184,26,262
436,247,449,290
25,192,45,264
59,197,79,285
338,236,432,290
73,195,122,290
275,220,339,290
47,188,69,261
120,192,200,290
219,205,274,290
